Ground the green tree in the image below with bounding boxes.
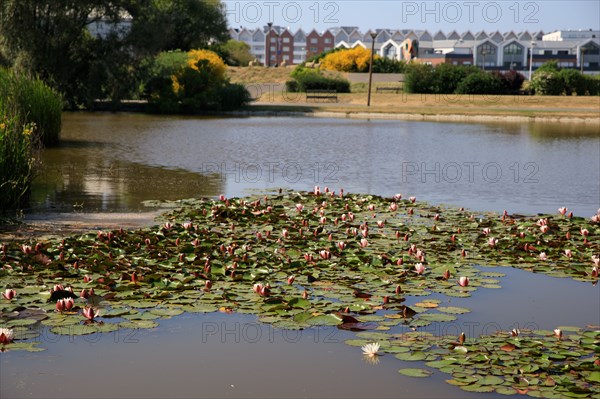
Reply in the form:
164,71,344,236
128,0,228,53
220,40,254,66
0,0,229,106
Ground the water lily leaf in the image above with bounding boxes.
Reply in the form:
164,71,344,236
149,308,184,317
395,351,427,361
437,306,470,314
306,314,341,326
119,320,159,329
398,368,432,377
418,313,457,322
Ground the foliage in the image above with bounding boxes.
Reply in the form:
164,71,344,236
321,47,375,72
220,40,254,66
558,69,587,96
0,0,229,107
535,60,561,73
287,67,350,93
0,69,53,210
143,49,250,112
372,57,407,73
493,70,526,93
305,47,344,63
530,71,565,95
0,68,62,146
127,0,228,53
455,71,504,95
430,64,480,94
403,63,435,93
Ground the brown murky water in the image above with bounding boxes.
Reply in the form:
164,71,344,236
1,113,599,398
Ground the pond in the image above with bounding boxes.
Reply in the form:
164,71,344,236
30,112,599,216
1,113,599,398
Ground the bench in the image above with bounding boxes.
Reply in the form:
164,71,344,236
306,90,338,102
376,87,402,93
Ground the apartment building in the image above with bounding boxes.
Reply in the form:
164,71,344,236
229,27,600,71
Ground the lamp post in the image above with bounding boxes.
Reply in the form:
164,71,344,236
367,31,377,107
580,48,585,74
529,41,536,81
481,49,489,71
267,22,273,67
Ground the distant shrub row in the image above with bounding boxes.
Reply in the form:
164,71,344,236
404,61,599,96
285,67,351,93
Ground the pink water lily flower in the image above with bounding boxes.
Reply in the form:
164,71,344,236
2,288,16,300
337,242,346,251
539,252,548,261
540,225,549,234
580,228,589,237
389,202,398,212
488,237,498,247
482,228,491,236
558,207,567,216
592,255,599,267
458,277,469,287
287,275,295,285
564,249,573,258
295,203,304,212
83,307,100,321
409,196,416,203
360,238,369,248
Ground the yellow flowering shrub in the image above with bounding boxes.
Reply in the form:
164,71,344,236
321,47,378,72
172,49,227,95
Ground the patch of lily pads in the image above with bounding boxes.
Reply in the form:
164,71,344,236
1,190,598,397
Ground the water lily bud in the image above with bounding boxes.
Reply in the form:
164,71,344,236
287,275,295,285
554,328,562,340
2,289,16,300
458,277,469,287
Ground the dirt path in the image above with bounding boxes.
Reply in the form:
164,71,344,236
0,211,162,242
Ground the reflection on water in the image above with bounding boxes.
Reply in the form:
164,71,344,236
30,113,600,217
1,266,597,398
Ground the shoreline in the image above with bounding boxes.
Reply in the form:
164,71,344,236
226,108,600,124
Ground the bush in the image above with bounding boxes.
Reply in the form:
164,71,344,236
494,70,526,93
404,63,435,93
213,83,252,110
585,75,600,96
143,49,250,113
558,69,586,95
321,47,374,72
530,71,564,95
455,71,503,95
288,66,351,92
431,64,480,94
372,58,407,73
285,80,299,92
0,68,62,146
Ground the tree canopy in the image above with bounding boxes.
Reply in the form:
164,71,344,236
0,0,229,107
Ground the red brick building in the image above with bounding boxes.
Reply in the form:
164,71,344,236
306,29,335,59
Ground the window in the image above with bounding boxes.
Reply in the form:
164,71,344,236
479,43,496,55
283,46,290,52
310,38,318,44
270,37,276,43
544,50,553,55
324,47,332,51
283,37,290,43
270,46,276,52
504,43,522,55
324,38,332,43
310,47,318,52
557,50,568,55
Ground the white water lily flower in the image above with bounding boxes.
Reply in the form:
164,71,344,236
361,342,380,357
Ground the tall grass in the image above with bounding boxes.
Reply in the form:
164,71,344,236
0,68,62,146
0,68,59,211
0,102,41,211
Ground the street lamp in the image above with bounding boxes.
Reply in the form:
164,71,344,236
481,49,489,71
580,47,586,74
267,22,273,67
367,31,377,107
529,41,536,81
